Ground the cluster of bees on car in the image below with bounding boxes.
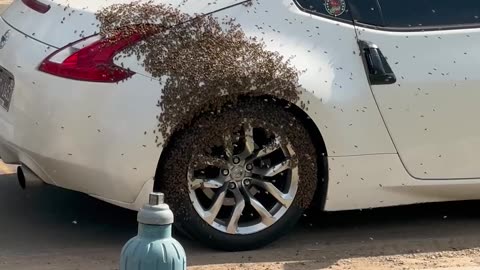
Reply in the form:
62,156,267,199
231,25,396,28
96,0,301,144
96,1,318,210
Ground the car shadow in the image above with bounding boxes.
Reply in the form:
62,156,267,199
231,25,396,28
1,174,480,269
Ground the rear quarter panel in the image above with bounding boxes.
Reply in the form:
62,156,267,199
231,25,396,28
117,0,396,157
2,0,246,47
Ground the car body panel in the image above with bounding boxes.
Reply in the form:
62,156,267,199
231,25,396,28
0,18,162,203
2,0,247,48
325,154,480,211
145,0,397,157
355,26,480,180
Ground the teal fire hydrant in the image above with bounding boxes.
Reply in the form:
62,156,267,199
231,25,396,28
120,192,186,270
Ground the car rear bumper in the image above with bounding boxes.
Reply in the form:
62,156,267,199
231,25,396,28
0,18,163,209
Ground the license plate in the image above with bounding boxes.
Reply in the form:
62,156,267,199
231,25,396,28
0,66,14,111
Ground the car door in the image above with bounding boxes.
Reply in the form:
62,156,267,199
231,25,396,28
348,0,480,180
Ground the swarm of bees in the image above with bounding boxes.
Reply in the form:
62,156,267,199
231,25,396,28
96,1,302,145
96,2,318,211
155,99,318,215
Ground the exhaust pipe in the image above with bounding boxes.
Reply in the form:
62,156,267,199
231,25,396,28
17,166,43,189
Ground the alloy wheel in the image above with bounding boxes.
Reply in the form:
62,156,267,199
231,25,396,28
187,124,299,235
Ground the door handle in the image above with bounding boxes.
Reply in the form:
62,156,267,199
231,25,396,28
358,40,396,85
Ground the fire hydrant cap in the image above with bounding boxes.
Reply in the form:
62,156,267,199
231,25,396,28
137,193,174,225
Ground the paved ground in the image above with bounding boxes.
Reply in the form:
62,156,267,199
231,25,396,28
3,173,480,270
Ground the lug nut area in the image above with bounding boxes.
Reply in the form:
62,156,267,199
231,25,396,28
246,163,253,171
233,156,241,164
228,182,237,189
222,169,230,176
243,179,251,186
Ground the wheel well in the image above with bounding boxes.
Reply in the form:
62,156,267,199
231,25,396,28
154,96,329,209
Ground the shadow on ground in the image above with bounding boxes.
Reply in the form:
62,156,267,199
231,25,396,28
1,174,480,269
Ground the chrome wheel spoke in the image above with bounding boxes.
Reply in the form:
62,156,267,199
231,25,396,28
224,133,234,159
204,156,228,168
253,159,291,177
226,188,245,234
194,155,229,169
190,178,204,190
252,178,293,208
239,124,255,159
250,138,281,161
190,177,225,190
246,192,275,226
203,185,228,224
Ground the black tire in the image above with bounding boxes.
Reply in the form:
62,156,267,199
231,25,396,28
157,99,318,251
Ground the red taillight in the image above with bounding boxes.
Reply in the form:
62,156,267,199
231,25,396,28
21,0,50,14
39,32,146,83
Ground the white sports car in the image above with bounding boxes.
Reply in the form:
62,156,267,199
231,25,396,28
0,0,479,250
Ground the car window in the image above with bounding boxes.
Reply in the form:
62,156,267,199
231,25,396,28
349,0,480,29
295,0,353,23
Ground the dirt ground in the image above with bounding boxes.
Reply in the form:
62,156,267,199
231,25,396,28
0,0,9,8
2,173,480,270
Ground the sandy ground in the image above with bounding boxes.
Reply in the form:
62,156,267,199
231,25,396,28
2,173,480,270
2,1,480,270
0,0,10,9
